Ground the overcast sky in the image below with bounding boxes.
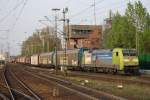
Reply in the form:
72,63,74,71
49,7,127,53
0,0,149,56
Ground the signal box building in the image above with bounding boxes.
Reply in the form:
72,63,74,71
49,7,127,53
66,25,102,49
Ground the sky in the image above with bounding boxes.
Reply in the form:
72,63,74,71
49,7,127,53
0,0,149,56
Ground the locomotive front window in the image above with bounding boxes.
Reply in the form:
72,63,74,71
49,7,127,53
116,52,118,56
123,50,136,56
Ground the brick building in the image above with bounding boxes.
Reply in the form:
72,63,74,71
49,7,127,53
65,25,102,49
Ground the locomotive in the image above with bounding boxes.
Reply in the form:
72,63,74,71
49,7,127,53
16,48,139,74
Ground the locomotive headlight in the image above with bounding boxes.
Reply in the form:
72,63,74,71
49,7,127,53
124,59,129,62
133,59,138,62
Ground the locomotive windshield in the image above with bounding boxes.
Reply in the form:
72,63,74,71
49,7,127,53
123,49,137,56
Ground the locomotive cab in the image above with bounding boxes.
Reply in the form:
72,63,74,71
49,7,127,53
113,48,139,74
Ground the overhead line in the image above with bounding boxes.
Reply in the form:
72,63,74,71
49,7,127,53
9,0,28,32
69,0,105,19
63,0,72,7
0,0,25,23
70,6,92,19
72,0,128,25
38,18,64,36
79,2,126,22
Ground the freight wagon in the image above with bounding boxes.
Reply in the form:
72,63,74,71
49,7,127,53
139,54,150,70
31,54,39,66
39,52,54,68
55,48,91,70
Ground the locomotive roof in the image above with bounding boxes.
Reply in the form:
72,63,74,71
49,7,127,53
92,49,112,53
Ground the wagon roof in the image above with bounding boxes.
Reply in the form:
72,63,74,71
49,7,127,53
40,52,53,56
57,49,80,54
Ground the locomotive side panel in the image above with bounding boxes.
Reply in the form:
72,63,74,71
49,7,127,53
92,50,113,67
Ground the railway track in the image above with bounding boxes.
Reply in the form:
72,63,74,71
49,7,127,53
24,65,150,86
24,68,126,100
140,75,150,81
7,63,150,99
1,66,41,100
68,71,150,86
0,67,33,100
0,68,13,100
9,64,98,100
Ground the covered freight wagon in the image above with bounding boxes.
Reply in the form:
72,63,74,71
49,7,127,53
25,56,31,64
56,48,91,70
31,54,39,66
139,54,150,70
39,52,53,67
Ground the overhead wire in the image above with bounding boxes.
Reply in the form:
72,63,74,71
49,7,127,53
9,0,28,32
81,4,126,25
0,0,9,13
6,0,28,54
69,0,105,19
71,0,129,25
62,0,72,7
0,0,25,23
0,0,26,53
94,3,125,18
78,0,91,6
38,19,64,37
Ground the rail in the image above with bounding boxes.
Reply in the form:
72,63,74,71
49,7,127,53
24,69,126,100
3,67,15,100
3,65,41,100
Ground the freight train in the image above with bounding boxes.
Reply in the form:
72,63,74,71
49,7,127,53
16,48,139,74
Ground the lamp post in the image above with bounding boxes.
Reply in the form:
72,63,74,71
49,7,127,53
52,8,60,74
